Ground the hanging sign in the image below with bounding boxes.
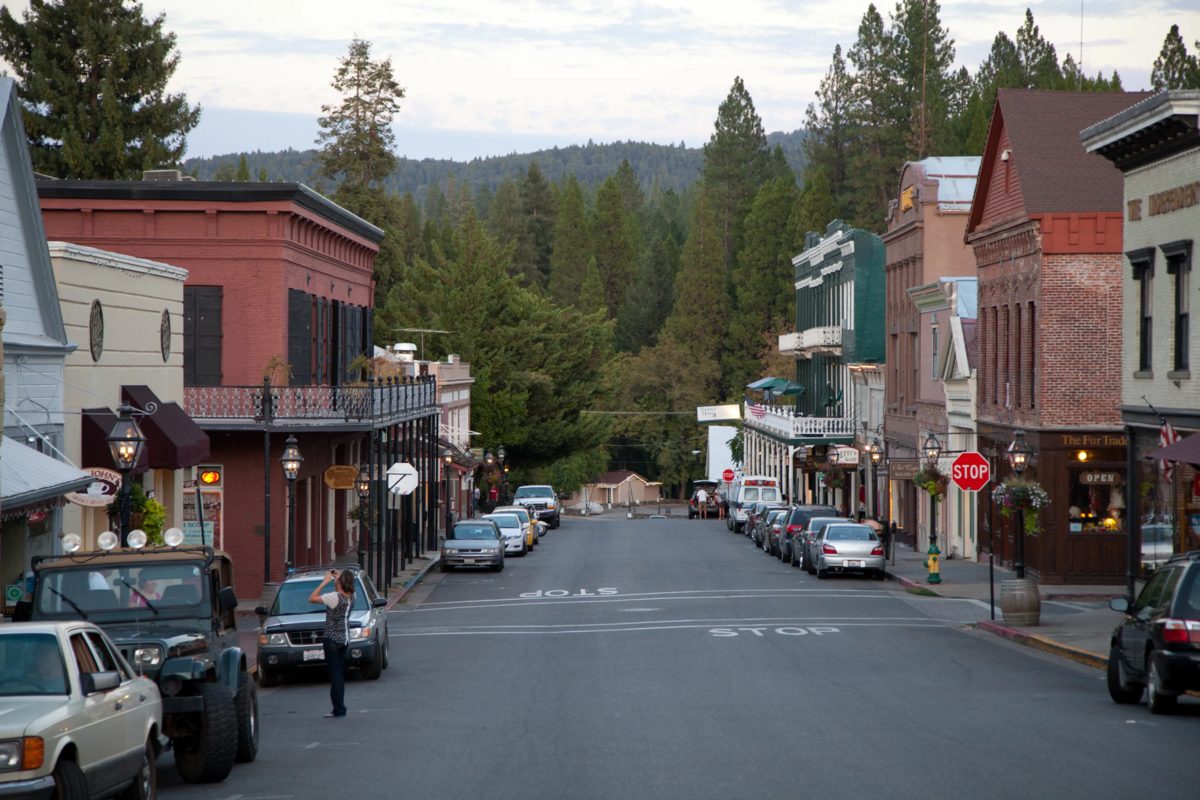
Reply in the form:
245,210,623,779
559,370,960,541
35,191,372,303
888,460,921,481
833,446,860,466
65,468,122,507
324,465,360,490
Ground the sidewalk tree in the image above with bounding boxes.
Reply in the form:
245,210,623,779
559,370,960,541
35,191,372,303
0,0,201,179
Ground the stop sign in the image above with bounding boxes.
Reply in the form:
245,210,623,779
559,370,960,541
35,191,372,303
722,469,735,482
951,452,990,492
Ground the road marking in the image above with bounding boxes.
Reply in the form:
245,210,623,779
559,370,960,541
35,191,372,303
390,619,945,637
210,795,294,800
420,587,884,607
709,626,841,636
302,742,361,749
619,608,664,612
520,588,619,598
414,592,893,613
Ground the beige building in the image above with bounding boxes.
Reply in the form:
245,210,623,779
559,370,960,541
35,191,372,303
50,242,209,548
567,470,663,509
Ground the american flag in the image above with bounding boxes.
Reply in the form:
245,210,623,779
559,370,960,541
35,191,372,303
1160,419,1182,482
744,395,766,420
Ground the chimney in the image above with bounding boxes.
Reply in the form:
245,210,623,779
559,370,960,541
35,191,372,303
392,343,417,363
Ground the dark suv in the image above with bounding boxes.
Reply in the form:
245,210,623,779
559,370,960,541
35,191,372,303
781,506,839,567
26,545,256,783
1107,552,1200,713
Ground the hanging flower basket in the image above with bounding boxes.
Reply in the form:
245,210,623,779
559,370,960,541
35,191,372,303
912,466,948,502
819,465,846,489
991,477,1050,536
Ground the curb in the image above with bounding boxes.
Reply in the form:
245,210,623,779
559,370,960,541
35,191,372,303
978,619,1108,670
384,554,441,611
883,570,940,595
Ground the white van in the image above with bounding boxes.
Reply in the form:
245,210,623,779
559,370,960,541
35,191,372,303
729,476,781,532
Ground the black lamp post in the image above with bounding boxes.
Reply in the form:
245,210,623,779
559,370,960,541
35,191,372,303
483,449,494,510
356,464,370,568
922,432,942,547
497,445,508,504
1006,429,1035,579
868,439,884,518
443,448,455,535
280,435,303,570
796,443,808,505
106,403,146,546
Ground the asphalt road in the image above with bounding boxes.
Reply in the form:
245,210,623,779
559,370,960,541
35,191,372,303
160,517,1198,800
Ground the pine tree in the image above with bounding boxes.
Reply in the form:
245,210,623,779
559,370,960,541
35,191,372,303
486,178,534,283
213,160,236,182
592,174,635,316
521,161,558,289
847,3,900,230
703,77,771,274
614,235,680,353
1014,8,1062,89
475,183,494,221
549,174,592,307
0,0,201,179
578,257,606,316
1152,25,1200,90
235,154,251,182
424,182,447,225
787,168,837,254
613,158,645,218
664,187,728,371
803,46,855,220
890,0,956,162
963,92,989,156
258,166,268,182
315,38,404,186
768,145,793,183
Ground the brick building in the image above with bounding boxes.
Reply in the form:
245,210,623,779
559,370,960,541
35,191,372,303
965,89,1151,584
37,174,441,599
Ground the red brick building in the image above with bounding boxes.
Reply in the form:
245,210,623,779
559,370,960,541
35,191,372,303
965,90,1151,584
38,174,441,600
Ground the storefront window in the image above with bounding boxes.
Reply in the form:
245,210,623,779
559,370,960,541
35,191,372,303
1067,468,1127,538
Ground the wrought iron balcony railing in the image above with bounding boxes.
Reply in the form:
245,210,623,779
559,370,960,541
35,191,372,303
744,402,855,440
184,377,439,428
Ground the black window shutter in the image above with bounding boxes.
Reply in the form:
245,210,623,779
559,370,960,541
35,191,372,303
288,288,313,385
331,300,343,386
188,287,223,387
365,307,374,364
316,296,328,384
183,287,197,386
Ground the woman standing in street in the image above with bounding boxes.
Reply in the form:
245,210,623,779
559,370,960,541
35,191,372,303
308,568,355,718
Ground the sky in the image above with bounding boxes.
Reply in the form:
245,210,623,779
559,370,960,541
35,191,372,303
5,0,1200,160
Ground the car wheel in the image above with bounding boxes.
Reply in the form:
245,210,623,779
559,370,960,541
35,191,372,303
258,667,282,688
440,561,453,572
816,564,828,580
1106,646,1143,704
872,569,885,580
117,736,157,800
382,634,390,669
806,557,817,576
492,560,505,572
234,669,259,762
173,682,237,783
791,549,799,567
52,757,88,800
1146,655,1177,714
361,642,384,680
552,516,560,530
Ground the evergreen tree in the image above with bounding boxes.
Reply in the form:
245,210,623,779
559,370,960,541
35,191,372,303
614,234,679,354
787,168,836,255
963,92,989,156
234,154,251,182
521,161,558,288
213,159,236,181
1014,8,1061,90
1152,25,1200,90
803,46,855,220
0,0,201,179
703,77,771,274
549,174,592,307
592,174,635,316
578,257,606,316
315,38,404,186
663,187,728,381
258,166,268,182
613,158,646,218
724,178,799,395
475,182,494,221
768,144,793,183
890,0,956,161
976,31,1022,112
847,3,900,230
486,178,534,283
424,181,447,225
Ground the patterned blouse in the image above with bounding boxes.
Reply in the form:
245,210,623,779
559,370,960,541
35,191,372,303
320,592,352,646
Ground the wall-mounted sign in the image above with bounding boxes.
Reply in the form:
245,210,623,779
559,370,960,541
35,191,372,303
65,468,122,507
697,404,741,423
887,460,921,481
833,446,860,466
160,309,172,363
324,465,360,490
1080,471,1121,485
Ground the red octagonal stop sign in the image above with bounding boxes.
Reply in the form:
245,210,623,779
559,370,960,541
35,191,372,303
951,452,990,492
722,469,735,482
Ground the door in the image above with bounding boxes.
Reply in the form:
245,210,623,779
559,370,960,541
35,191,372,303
66,631,138,795
183,286,223,386
86,631,150,782
1125,570,1172,675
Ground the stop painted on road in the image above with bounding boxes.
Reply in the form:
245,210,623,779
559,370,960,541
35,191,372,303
709,626,841,636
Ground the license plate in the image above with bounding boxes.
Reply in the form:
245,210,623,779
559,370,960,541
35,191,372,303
303,649,323,661
844,559,865,568
464,558,475,564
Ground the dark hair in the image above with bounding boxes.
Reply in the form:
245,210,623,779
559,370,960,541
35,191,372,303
336,569,355,594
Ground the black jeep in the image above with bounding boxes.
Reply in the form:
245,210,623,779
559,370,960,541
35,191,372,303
23,546,257,783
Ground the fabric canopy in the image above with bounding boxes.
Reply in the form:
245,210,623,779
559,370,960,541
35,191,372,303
122,386,210,470
745,377,804,395
1147,431,1200,467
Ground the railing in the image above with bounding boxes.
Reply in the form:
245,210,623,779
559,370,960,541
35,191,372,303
184,377,439,427
744,403,856,440
779,326,842,358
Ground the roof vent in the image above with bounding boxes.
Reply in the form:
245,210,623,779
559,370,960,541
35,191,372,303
143,169,183,182
392,342,417,362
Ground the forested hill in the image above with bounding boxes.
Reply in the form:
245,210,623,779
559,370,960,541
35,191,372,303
180,130,807,202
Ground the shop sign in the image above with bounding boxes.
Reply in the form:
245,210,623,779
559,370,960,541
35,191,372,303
832,446,860,466
1057,433,1127,448
182,481,223,547
1081,471,1121,485
324,465,360,490
65,468,122,507
697,404,741,423
888,460,921,480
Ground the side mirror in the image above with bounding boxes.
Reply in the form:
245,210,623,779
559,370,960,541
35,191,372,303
81,671,121,694
372,597,387,608
1109,597,1130,614
217,586,238,613
254,606,269,617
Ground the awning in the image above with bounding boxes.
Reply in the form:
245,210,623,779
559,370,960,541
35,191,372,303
1147,431,1200,467
1,437,95,508
82,408,149,474
122,386,210,469
745,377,804,396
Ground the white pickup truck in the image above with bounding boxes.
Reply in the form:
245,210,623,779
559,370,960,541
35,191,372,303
512,485,561,529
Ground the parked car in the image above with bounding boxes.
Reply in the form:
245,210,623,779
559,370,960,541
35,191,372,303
1140,523,1175,572
0,621,162,800
763,509,790,556
1107,552,1200,714
493,506,541,548
745,503,774,542
809,523,886,579
512,485,561,529
483,513,529,555
26,542,256,783
793,512,843,570
728,477,781,532
442,520,508,567
256,563,390,687
688,480,721,519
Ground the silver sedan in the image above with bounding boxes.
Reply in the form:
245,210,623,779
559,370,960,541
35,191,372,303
811,523,887,580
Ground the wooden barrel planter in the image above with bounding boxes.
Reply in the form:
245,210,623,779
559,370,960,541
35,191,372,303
1000,578,1041,627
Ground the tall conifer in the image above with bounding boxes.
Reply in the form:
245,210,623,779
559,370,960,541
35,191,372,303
487,178,534,284
664,187,728,375
592,175,635,317
521,161,558,288
548,174,592,307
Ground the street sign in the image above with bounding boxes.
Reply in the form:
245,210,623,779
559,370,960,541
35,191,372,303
722,469,735,482
387,462,420,496
951,452,990,492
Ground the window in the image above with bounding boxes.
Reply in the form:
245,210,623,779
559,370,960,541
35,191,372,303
1127,248,1156,372
930,319,939,381
183,286,223,386
991,307,999,404
911,333,919,404
1014,305,1022,407
1162,240,1192,372
1028,303,1036,408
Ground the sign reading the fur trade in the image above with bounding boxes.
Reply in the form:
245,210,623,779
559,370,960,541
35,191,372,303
324,465,360,490
387,462,420,496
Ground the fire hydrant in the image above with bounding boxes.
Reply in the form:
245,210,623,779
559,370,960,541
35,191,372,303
927,539,941,583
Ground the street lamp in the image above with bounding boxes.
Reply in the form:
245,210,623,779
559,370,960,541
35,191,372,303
922,433,943,582
923,432,942,464
497,445,508,505
280,435,303,570
1006,429,1036,578
867,440,883,520
356,464,370,568
443,448,455,536
106,404,146,546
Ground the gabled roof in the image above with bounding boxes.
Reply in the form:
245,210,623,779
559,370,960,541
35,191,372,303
587,470,659,487
0,78,68,345
967,90,1153,235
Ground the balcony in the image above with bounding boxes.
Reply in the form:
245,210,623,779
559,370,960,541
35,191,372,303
743,403,855,442
779,326,842,359
184,378,440,431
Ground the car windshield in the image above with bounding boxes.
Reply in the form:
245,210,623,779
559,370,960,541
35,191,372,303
450,525,499,540
270,579,368,615
0,633,69,696
825,527,877,542
36,561,208,617
768,510,787,522
485,515,520,529
495,508,531,523
514,487,553,499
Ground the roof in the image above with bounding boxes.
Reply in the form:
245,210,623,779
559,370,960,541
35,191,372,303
961,320,978,370
47,241,187,281
36,179,385,245
587,470,655,487
917,156,981,210
1081,90,1200,171
0,437,93,507
968,90,1154,233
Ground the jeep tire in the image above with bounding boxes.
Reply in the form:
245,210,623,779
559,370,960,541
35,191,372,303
234,669,259,763
174,682,237,783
